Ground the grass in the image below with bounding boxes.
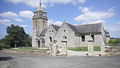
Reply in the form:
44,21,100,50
94,46,101,51
68,46,88,51
68,46,101,51
14,47,48,51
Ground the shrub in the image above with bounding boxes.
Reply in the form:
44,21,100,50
94,46,101,51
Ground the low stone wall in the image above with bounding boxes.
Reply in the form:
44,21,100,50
105,46,120,56
3,49,50,56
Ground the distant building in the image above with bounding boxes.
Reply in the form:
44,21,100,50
32,2,110,48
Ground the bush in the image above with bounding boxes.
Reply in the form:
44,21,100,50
108,39,120,46
0,41,10,50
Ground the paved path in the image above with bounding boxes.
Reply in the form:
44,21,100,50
0,51,120,68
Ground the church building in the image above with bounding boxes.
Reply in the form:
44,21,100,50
32,2,110,48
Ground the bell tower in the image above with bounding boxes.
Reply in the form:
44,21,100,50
32,1,48,47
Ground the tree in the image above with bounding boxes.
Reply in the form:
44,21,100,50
4,24,31,48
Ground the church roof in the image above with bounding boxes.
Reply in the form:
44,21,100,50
75,23,102,34
64,23,79,33
40,29,47,36
51,24,60,31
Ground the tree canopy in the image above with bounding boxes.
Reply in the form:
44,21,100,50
0,24,31,48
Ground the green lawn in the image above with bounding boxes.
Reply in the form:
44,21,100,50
15,47,48,51
94,46,101,51
68,46,101,51
68,46,88,51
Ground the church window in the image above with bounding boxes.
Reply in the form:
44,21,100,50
49,37,52,42
52,30,54,32
81,35,85,42
63,36,67,39
43,21,45,28
91,35,94,42
35,21,37,27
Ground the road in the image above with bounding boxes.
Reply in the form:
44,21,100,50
0,51,120,68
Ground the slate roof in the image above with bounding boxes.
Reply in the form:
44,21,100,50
104,30,110,37
65,23,79,33
40,29,47,36
51,24,60,31
75,23,102,34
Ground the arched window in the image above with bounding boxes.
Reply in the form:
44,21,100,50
43,21,45,28
35,21,37,27
49,37,52,42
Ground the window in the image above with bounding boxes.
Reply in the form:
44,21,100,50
43,21,45,28
81,35,85,42
64,30,66,32
35,21,37,27
91,35,94,42
63,36,67,39
52,30,54,32
49,37,52,42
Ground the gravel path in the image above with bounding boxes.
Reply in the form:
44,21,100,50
0,51,120,68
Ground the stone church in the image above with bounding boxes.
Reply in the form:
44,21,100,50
32,3,110,48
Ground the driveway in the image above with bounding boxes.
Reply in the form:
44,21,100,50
0,51,120,68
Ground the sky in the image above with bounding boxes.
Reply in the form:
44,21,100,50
0,0,120,39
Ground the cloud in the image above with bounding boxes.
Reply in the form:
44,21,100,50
20,25,29,28
78,7,90,12
74,8,115,21
82,20,106,24
19,11,34,18
15,18,23,22
0,19,12,25
6,0,87,8
105,23,120,38
117,21,120,24
0,11,18,19
48,19,63,26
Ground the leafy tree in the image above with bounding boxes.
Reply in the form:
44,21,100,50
4,24,31,48
108,38,120,46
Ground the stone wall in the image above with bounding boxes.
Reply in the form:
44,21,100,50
3,49,50,56
105,46,120,56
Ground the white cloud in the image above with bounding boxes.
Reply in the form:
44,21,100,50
74,8,115,21
82,20,106,24
79,7,90,12
0,19,12,25
48,19,63,26
19,11,34,18
117,21,120,24
6,0,87,8
15,18,23,22
20,25,29,28
0,11,18,19
78,0,86,3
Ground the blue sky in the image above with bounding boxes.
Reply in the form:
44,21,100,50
0,0,120,39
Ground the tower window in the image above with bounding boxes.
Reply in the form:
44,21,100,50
43,21,45,28
35,21,37,27
49,37,52,42
52,30,54,32
81,35,85,42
